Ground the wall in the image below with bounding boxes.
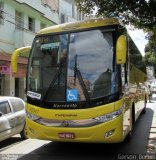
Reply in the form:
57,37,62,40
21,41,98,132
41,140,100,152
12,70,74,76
59,0,85,23
15,0,59,24
0,0,59,53
4,75,15,96
0,1,15,53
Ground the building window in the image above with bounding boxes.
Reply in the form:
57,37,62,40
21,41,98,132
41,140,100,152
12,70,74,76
72,4,75,18
0,2,4,25
40,23,47,30
28,17,35,32
78,12,81,21
15,10,23,30
61,13,65,23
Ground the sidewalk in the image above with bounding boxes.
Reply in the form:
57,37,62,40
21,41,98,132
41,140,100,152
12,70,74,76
146,101,156,158
0,138,50,159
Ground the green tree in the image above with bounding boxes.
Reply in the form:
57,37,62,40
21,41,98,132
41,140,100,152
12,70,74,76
75,0,156,31
144,29,156,76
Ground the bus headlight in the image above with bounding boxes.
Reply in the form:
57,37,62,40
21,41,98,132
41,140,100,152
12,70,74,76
97,108,122,123
27,112,40,121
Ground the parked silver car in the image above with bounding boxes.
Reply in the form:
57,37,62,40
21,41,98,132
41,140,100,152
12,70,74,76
0,96,27,142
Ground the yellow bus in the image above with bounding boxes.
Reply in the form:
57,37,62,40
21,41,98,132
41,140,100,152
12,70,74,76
11,18,148,143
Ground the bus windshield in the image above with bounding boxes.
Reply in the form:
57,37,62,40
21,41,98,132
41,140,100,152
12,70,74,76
27,28,120,105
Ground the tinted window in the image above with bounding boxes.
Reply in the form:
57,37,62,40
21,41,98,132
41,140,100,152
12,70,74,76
10,99,24,112
129,35,146,73
0,101,11,114
28,28,119,104
67,30,116,100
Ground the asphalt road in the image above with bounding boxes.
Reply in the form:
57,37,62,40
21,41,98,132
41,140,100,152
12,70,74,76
0,102,156,160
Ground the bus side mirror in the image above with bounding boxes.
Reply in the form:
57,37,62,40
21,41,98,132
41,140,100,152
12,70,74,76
116,35,127,64
11,46,31,73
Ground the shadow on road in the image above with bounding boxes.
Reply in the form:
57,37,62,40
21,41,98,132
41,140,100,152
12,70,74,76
17,108,154,160
0,135,22,152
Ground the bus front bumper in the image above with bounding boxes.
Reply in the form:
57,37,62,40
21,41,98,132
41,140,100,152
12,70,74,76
26,115,124,143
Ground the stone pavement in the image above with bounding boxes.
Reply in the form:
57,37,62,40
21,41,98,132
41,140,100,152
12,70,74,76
146,101,156,159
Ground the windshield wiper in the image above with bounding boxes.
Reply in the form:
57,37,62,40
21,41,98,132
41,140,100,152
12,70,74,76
42,62,64,102
74,55,90,101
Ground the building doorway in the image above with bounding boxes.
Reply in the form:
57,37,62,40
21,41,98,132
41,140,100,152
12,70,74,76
0,74,4,95
15,78,19,97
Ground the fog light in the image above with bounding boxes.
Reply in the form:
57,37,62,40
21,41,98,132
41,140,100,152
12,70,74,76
105,129,115,138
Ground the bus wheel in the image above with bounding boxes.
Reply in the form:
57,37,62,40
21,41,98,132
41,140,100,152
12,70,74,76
125,131,132,142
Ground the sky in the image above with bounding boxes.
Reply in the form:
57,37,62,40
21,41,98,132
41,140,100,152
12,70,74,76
127,27,149,56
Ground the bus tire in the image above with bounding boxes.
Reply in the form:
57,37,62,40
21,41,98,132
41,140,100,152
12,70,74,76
125,131,132,142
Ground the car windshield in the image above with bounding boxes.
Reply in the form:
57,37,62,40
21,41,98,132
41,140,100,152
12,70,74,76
27,28,120,105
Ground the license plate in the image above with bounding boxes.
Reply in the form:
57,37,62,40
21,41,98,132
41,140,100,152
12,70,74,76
58,132,75,139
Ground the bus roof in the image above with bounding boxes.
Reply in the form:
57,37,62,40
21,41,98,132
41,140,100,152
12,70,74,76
37,18,121,35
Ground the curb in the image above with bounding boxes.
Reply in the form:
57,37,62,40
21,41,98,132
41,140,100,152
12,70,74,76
146,105,156,158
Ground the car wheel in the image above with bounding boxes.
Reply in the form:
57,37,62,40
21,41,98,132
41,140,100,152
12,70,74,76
20,124,28,139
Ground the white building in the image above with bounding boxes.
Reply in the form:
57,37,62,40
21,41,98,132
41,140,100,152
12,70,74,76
59,0,85,23
0,0,59,99
147,66,154,80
